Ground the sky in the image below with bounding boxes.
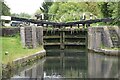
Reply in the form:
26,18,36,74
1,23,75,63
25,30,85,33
5,0,44,15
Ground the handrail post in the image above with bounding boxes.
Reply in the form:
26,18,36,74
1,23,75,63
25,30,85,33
78,24,79,28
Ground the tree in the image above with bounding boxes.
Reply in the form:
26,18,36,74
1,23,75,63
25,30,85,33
82,2,101,17
39,0,53,20
0,1,10,26
118,2,120,26
48,2,101,22
0,1,2,15
19,13,31,18
110,2,119,25
99,2,112,18
11,13,31,19
1,1,10,16
11,13,19,17
35,9,42,15
99,2,119,25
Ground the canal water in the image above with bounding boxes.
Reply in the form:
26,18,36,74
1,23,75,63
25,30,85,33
9,51,119,80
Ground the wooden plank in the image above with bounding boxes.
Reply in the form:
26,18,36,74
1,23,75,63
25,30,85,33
44,43,61,45
11,17,114,27
65,42,86,45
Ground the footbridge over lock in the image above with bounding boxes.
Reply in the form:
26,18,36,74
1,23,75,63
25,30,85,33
11,17,115,52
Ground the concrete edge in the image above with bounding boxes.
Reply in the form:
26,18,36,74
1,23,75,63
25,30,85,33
12,49,46,66
2,50,46,78
89,49,120,56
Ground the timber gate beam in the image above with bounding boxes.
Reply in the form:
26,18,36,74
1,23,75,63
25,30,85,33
11,17,115,28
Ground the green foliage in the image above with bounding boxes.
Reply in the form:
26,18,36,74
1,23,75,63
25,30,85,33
0,1,2,15
11,13,31,18
39,0,53,20
11,13,19,17
1,1,10,16
35,9,43,15
118,2,120,26
99,2,112,18
49,2,59,14
112,2,120,25
37,1,118,25
48,2,102,22
19,13,31,18
79,2,101,17
99,2,119,25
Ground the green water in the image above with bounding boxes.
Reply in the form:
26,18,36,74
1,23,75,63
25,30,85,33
2,51,119,79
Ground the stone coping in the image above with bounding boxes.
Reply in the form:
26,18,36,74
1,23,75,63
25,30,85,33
12,50,46,65
2,50,46,78
91,49,120,56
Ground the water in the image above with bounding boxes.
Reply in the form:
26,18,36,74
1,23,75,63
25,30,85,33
7,51,119,79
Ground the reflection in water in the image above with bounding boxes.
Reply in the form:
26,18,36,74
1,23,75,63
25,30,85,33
43,51,88,79
9,51,119,79
11,59,45,79
88,52,119,78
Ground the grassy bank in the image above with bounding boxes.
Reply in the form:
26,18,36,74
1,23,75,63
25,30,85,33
0,36,44,64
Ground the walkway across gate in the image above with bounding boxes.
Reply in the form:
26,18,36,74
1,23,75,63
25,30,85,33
11,17,115,28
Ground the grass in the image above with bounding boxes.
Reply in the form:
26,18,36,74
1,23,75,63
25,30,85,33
0,26,14,28
100,44,120,50
102,47,120,50
0,36,2,65
0,36,44,64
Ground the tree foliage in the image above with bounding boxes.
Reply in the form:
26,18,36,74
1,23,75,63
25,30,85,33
1,1,10,16
39,0,53,20
48,2,101,22
99,2,112,18
11,13,31,18
35,9,43,15
99,2,119,25
36,1,119,25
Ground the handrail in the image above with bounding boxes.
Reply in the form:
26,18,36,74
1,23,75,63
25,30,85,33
11,17,115,27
